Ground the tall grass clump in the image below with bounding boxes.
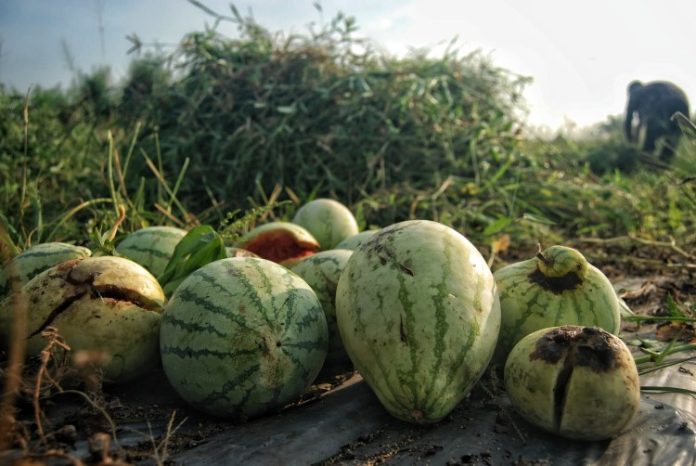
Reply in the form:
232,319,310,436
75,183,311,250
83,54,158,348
125,6,529,214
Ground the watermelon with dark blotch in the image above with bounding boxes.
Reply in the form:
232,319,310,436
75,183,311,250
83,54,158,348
236,222,320,265
116,226,187,277
336,220,500,423
159,257,328,419
505,326,640,440
291,249,354,374
0,242,92,299
492,245,622,366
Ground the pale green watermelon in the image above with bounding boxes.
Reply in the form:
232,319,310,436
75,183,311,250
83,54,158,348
492,245,622,366
0,242,92,298
160,257,328,418
334,230,379,251
116,226,187,277
0,256,165,383
291,249,354,374
292,199,359,250
336,220,500,423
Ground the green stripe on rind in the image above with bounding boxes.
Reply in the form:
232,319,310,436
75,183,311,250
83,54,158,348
115,227,186,276
336,220,500,423
159,257,327,418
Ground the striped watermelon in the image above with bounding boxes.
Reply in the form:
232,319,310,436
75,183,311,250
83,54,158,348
0,256,165,383
334,229,379,251
336,220,500,423
116,226,187,277
0,242,92,299
492,245,621,366
291,249,354,374
505,326,640,440
292,199,359,250
159,257,328,418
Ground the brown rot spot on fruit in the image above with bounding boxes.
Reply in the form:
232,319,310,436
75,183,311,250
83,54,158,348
530,326,577,364
530,326,623,432
528,267,582,294
530,326,620,372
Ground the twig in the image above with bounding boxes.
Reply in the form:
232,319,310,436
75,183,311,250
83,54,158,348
152,410,188,466
576,235,696,261
33,328,72,445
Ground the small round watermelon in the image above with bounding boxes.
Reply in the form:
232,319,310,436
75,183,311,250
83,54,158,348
292,199,359,250
160,257,328,419
505,326,640,440
492,245,622,366
0,242,92,299
116,226,187,277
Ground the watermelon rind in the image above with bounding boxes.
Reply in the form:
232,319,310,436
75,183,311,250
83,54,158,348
0,242,92,298
0,256,165,383
116,226,187,277
291,249,354,374
292,199,359,250
492,245,622,366
160,257,328,418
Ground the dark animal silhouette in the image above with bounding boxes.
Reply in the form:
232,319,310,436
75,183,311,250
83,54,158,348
624,80,690,161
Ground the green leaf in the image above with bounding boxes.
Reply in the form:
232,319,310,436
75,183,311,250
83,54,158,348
482,216,512,236
158,225,227,296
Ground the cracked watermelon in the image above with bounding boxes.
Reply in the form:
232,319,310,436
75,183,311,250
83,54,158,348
492,245,622,366
159,257,328,419
336,220,500,423
0,256,165,383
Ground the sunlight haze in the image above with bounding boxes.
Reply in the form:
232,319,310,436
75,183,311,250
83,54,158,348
0,0,693,130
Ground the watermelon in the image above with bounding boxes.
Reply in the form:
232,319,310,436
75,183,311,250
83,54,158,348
290,249,354,375
0,242,91,298
0,256,165,383
334,229,379,251
159,257,328,419
336,220,500,423
492,245,622,366
292,199,359,250
505,326,640,440
236,222,320,265
225,247,259,258
116,226,187,277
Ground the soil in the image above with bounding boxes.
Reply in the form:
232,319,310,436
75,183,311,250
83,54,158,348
1,241,694,465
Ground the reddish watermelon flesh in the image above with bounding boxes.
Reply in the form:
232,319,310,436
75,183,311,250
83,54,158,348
242,232,318,263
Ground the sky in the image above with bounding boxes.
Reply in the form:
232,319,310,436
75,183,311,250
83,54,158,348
0,0,694,130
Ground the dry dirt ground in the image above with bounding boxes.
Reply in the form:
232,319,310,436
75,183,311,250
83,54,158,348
1,241,694,465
